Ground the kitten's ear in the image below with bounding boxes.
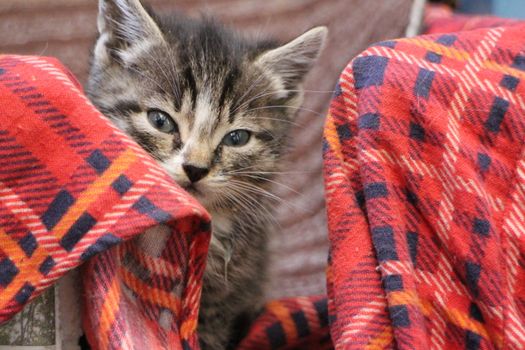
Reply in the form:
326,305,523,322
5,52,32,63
255,26,328,93
95,0,165,65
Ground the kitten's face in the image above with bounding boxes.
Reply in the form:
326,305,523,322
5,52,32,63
89,0,326,210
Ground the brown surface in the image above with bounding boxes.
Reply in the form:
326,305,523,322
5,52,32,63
0,0,413,299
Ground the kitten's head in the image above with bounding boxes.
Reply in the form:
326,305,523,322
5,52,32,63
88,0,327,211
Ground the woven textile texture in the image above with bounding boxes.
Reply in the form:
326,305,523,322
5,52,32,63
0,55,211,349
324,17,525,350
237,295,331,350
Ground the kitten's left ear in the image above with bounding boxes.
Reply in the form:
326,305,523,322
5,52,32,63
255,26,328,93
95,0,165,65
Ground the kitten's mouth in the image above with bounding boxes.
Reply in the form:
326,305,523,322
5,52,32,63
179,181,217,210
172,175,205,199
181,183,199,194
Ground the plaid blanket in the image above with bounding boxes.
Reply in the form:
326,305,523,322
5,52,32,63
3,9,525,350
0,55,211,349
324,15,525,350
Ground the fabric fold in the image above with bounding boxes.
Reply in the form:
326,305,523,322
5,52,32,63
0,55,211,349
323,21,525,349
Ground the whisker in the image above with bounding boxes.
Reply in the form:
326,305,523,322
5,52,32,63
235,174,303,195
223,170,317,175
229,179,281,202
232,88,335,116
231,84,274,115
226,185,280,227
228,179,305,213
248,116,304,127
138,46,179,96
244,105,326,117
125,65,170,95
230,71,269,114
221,165,263,174
218,185,277,227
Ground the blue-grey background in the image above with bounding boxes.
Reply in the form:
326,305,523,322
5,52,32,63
459,0,525,19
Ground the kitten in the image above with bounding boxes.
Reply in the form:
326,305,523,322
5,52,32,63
87,0,326,348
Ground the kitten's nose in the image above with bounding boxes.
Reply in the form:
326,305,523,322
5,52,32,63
182,164,209,183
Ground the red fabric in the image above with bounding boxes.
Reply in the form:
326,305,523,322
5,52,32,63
0,54,329,350
324,18,525,350
0,55,210,349
237,295,331,350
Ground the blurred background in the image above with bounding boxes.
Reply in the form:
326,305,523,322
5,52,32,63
0,0,523,301
454,0,525,18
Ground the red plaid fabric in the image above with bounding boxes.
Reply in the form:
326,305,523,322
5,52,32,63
0,54,329,350
238,296,331,350
0,55,210,349
324,19,525,350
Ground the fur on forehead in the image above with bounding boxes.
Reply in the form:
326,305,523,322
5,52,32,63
93,0,327,98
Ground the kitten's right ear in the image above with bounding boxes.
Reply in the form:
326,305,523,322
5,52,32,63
95,0,165,65
255,26,328,96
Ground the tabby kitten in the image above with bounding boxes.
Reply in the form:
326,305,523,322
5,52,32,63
88,0,326,348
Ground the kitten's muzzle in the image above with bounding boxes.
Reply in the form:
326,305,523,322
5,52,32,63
182,164,209,183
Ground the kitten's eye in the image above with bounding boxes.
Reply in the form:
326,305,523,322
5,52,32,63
222,130,251,147
147,109,178,134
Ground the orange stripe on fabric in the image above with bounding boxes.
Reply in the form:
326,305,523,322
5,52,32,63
296,296,320,330
0,229,48,310
180,318,198,340
52,148,137,240
324,113,345,163
98,276,122,350
483,60,525,80
444,307,491,341
407,38,471,61
266,300,298,343
120,267,181,316
388,290,493,341
365,325,394,350
388,290,431,315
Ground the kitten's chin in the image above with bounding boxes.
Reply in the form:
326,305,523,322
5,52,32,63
178,181,216,210
179,182,202,198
